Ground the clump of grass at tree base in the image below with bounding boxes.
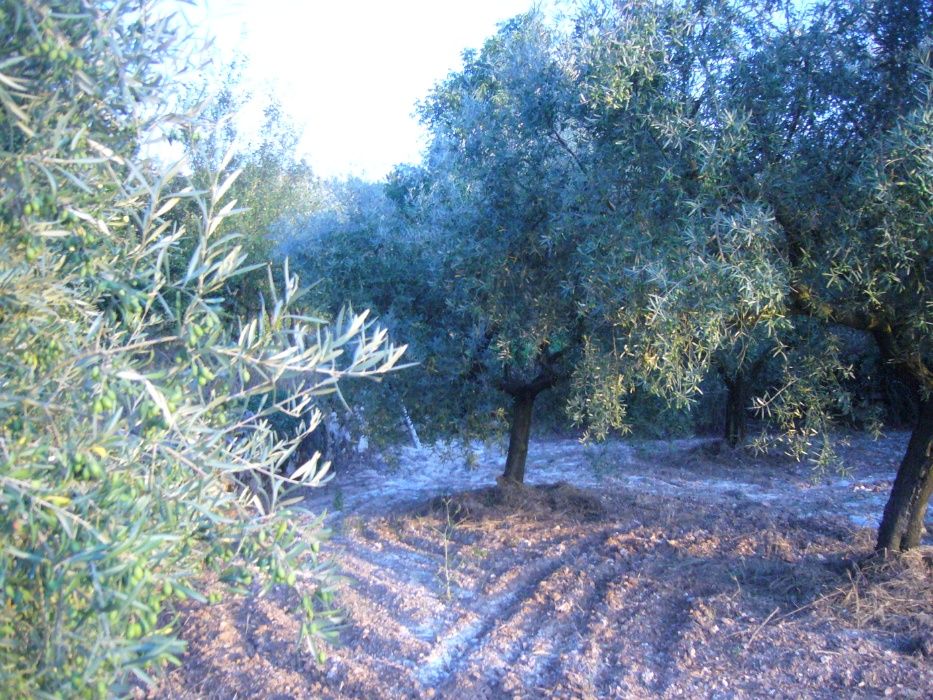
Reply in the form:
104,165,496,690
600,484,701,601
0,2,405,697
825,538,933,645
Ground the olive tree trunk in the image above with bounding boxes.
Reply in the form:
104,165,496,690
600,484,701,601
495,356,563,486
501,392,536,484
723,373,749,448
876,396,933,552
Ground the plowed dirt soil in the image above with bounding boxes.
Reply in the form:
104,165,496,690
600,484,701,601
153,434,932,698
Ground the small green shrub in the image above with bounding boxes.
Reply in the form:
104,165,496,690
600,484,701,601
0,2,404,696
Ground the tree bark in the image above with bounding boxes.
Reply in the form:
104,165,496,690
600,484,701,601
876,396,933,551
501,392,536,484
724,373,749,448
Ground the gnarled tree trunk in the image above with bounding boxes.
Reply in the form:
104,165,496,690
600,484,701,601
876,396,933,551
495,353,564,486
502,392,536,484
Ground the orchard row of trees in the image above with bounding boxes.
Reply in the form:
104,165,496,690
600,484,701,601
288,0,931,552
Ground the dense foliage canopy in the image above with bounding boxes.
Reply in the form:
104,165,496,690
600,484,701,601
0,1,403,695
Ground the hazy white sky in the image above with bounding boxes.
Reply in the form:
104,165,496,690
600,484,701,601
181,0,544,180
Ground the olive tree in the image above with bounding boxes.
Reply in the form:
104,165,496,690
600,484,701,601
858,95,933,550
416,7,781,481
712,0,933,550
572,0,931,550
418,13,594,483
0,2,403,696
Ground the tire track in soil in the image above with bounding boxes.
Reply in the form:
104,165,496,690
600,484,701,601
421,555,582,688
529,531,641,694
477,526,605,584
584,584,666,695
335,584,431,660
361,522,447,557
446,563,592,689
337,551,442,625
334,509,704,698
512,556,626,696
341,544,444,589
645,593,694,695
608,551,698,695
351,519,488,596
532,541,675,696
344,523,464,590
421,529,614,691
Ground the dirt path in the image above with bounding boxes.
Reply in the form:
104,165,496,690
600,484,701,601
156,434,932,699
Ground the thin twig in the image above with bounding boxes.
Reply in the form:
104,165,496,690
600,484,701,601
725,588,846,642
745,606,780,649
769,589,846,627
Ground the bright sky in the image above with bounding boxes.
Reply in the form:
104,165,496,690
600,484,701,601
180,0,545,180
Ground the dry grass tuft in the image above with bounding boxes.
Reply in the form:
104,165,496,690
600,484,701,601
818,546,933,655
425,481,606,524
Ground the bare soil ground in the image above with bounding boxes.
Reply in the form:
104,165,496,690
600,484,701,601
154,433,932,698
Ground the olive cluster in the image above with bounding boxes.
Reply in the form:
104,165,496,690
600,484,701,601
12,187,98,269
68,451,103,481
116,566,164,640
219,565,254,589
300,586,336,664
25,36,86,71
99,471,143,507
61,227,100,277
257,555,298,587
21,335,62,373
89,366,118,415
185,311,222,348
21,193,52,219
95,280,147,326
191,360,216,387
16,173,80,225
